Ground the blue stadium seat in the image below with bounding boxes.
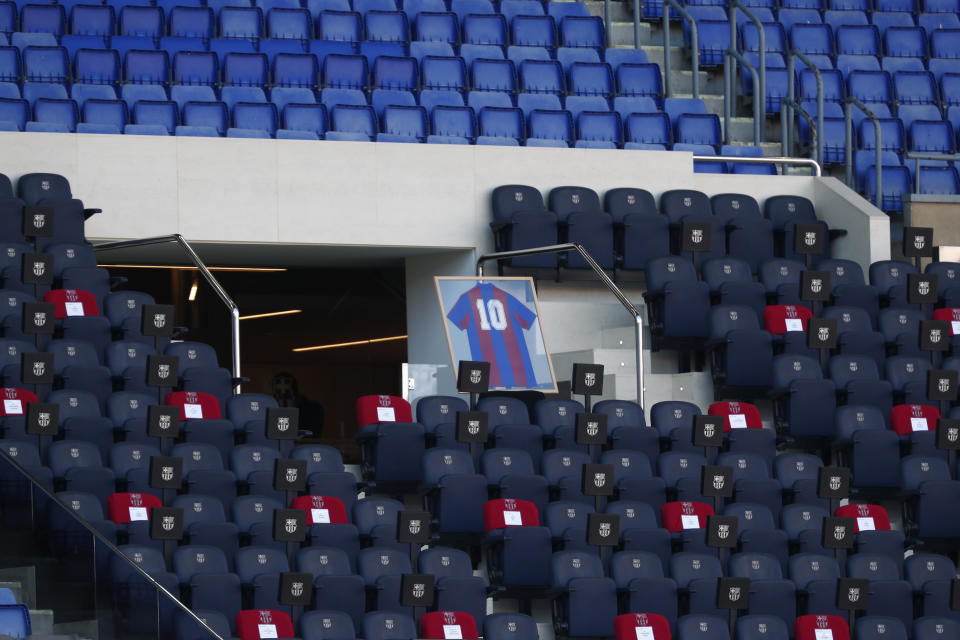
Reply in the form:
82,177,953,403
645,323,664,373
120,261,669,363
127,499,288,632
559,16,603,49
268,7,312,39
414,11,456,43
318,10,363,41
365,9,408,42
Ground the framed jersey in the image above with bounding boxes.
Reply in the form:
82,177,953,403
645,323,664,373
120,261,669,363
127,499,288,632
435,276,558,393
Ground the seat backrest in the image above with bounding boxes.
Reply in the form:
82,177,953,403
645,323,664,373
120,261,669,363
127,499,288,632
297,546,353,577
763,304,813,335
707,401,762,431
43,289,99,318
661,500,714,532
889,403,940,436
552,550,604,587
729,552,783,579
291,494,348,524
421,612,479,640
359,547,412,582
236,610,295,640
794,615,850,640
353,497,405,535
904,553,957,590
107,491,162,524
789,554,842,588
484,613,540,640
356,394,412,426
418,546,473,578
165,391,223,420
483,498,540,531
659,189,711,224
477,396,530,428
847,554,902,581
614,613,672,640
835,503,891,531
593,399,645,430
415,394,469,429
424,448,476,483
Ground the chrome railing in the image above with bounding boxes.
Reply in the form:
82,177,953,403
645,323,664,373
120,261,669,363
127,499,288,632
692,155,822,175
726,1,766,137
725,49,761,145
844,97,882,205
94,234,242,394
779,97,818,161
905,152,960,192
476,244,645,409
0,447,225,639
663,0,699,99
785,50,825,167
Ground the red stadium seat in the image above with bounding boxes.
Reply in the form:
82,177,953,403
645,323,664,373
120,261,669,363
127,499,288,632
794,614,850,640
0,388,39,416
421,611,480,640
236,610,295,640
291,494,349,525
614,613,672,640
707,401,763,431
165,390,223,420
660,501,714,533
932,307,960,335
356,394,412,427
43,289,100,318
763,304,812,334
483,498,541,531
107,492,163,524
889,404,940,436
835,503,892,532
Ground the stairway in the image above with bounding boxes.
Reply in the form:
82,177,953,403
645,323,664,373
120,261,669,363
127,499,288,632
536,281,715,410
583,0,787,158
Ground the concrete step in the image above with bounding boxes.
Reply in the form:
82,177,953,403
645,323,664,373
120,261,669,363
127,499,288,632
725,116,783,144
672,93,724,117
29,609,55,637
610,21,653,47
585,0,635,22
640,44,687,69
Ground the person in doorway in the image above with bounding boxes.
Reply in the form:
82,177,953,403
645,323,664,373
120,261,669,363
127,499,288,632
272,371,325,438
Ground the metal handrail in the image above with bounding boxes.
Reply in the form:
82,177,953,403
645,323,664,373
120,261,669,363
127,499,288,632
785,50,824,167
632,0,644,48
844,97,882,206
476,243,645,408
692,154,822,175
906,152,960,192
93,234,242,394
779,97,818,161
727,1,766,138
663,0,699,99
726,49,761,145
0,448,225,640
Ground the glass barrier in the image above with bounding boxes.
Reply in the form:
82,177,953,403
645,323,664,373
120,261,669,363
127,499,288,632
0,441,225,640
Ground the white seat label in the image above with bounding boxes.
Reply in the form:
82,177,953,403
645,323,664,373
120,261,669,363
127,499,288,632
503,510,523,526
443,625,463,639
377,406,396,422
312,508,331,524
911,417,928,432
258,624,278,638
857,516,876,531
728,414,747,429
65,302,84,316
785,318,804,332
3,399,22,415
952,320,960,335
681,514,701,529
184,404,203,419
128,507,148,521
814,630,834,640
635,626,654,640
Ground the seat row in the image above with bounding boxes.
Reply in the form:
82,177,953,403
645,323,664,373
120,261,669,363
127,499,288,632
0,3,607,50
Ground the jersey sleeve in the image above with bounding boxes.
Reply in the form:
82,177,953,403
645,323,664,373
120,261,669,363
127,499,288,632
447,291,473,330
505,290,537,330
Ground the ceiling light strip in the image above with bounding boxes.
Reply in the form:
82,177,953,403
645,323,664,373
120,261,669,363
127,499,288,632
239,309,303,321
293,335,408,352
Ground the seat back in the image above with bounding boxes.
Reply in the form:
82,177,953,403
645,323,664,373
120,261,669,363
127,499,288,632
421,612,479,640
291,494,348,524
356,394,412,426
835,503,891,531
661,500,714,532
165,391,223,420
107,491,162,524
236,610,295,640
483,498,540,531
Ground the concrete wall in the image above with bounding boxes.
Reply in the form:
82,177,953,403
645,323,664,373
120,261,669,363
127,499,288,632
0,132,889,380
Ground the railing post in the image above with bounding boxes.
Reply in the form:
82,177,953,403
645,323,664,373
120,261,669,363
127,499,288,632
476,243,646,407
788,50,823,167
732,1,766,129
634,0,643,48
604,0,612,48
845,97,883,209
728,49,760,145
845,100,854,187
93,234,243,395
663,0,699,99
